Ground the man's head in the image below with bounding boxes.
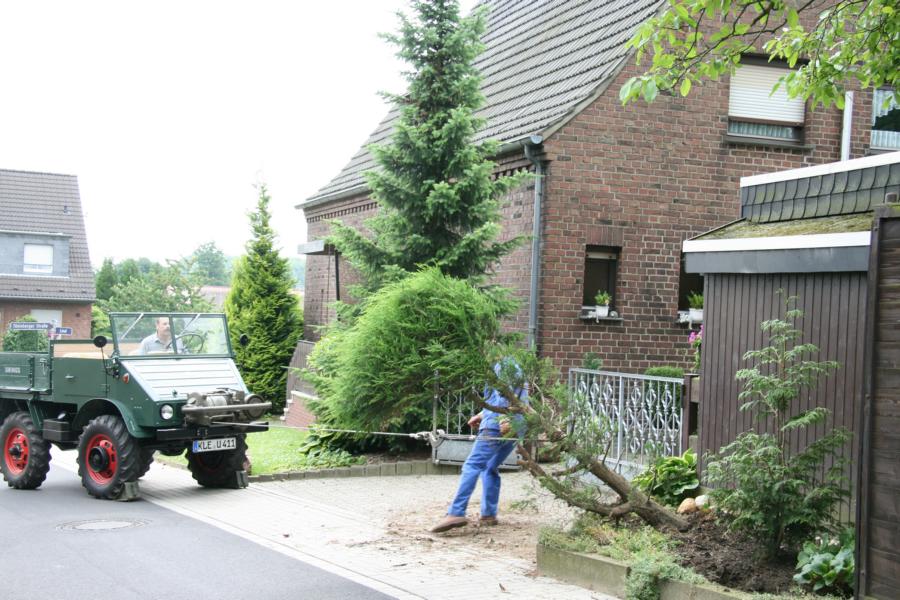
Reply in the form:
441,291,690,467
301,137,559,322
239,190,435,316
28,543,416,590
155,317,171,340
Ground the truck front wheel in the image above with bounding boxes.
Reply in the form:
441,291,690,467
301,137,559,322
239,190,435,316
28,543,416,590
1,412,51,490
187,435,248,489
77,415,140,500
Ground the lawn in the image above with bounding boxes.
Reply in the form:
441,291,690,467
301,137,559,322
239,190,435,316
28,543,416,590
153,424,362,476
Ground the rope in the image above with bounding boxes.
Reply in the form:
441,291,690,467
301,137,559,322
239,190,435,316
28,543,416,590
254,421,539,444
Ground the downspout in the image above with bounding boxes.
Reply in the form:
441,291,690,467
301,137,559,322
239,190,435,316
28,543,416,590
841,91,854,161
523,135,545,350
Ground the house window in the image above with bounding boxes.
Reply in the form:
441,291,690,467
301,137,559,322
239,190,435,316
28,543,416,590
30,309,62,329
583,246,619,307
872,88,900,150
678,255,704,311
23,244,53,274
728,63,805,142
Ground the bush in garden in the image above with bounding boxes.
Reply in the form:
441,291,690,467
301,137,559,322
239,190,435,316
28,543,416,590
303,267,514,452
705,293,850,558
643,366,684,379
632,449,699,507
1,315,49,352
794,528,855,596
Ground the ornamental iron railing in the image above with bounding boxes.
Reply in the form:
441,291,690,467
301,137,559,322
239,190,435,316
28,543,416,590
567,369,685,474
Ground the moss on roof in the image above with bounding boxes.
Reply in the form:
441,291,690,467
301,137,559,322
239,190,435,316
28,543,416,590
701,212,874,240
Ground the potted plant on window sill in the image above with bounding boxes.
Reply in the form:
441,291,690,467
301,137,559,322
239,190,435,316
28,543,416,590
688,291,703,323
594,290,611,319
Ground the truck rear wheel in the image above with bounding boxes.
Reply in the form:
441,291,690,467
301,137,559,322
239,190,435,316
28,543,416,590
77,415,140,500
187,435,248,489
1,412,51,490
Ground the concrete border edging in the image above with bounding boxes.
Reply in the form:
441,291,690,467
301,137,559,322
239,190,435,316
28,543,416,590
248,459,461,482
536,544,744,600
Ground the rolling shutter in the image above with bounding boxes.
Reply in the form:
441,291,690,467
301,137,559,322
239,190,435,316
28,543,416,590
728,65,805,124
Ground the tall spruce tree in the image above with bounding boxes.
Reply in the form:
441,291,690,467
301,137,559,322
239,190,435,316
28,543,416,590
329,0,525,293
224,185,302,413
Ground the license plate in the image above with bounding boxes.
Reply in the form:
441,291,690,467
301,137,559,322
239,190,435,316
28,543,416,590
192,437,236,453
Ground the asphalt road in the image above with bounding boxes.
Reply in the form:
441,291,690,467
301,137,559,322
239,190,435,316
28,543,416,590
0,462,394,600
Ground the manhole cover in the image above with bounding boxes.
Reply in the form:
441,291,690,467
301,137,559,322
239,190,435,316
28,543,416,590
57,519,149,532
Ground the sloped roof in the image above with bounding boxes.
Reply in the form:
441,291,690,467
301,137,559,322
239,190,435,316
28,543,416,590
0,169,96,301
303,0,661,207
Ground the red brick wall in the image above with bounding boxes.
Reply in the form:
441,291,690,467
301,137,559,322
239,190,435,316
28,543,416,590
534,57,870,373
302,61,874,374
0,301,93,342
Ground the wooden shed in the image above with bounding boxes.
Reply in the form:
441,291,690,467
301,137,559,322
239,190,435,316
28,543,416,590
683,153,900,598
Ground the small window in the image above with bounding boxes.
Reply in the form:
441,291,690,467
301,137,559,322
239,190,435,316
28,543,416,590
872,88,900,150
677,255,703,311
728,63,805,142
583,246,619,307
23,244,53,274
30,309,62,329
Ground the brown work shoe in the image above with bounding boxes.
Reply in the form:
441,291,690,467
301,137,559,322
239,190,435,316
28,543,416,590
430,515,469,533
479,516,499,526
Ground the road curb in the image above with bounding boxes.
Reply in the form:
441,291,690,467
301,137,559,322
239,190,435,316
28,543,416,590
248,459,461,482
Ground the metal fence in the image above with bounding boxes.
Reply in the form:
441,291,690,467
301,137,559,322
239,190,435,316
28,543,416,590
567,369,685,475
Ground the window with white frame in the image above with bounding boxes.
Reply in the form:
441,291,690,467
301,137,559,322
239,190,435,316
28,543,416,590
872,88,900,150
30,309,62,329
23,244,53,274
728,63,805,142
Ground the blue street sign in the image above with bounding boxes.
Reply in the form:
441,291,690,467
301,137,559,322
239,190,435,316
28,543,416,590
9,322,51,331
54,327,73,335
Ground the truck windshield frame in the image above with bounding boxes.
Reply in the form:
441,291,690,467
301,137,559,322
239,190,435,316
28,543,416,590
109,312,234,358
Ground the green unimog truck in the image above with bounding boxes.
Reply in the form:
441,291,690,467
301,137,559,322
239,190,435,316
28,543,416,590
0,312,270,500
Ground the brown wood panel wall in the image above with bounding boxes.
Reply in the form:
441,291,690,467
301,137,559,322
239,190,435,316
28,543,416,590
699,271,867,522
859,213,900,598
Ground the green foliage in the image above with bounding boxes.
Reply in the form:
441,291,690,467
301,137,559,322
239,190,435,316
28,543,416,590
594,290,611,306
190,241,230,286
794,529,855,595
245,426,361,474
1,315,49,352
304,268,513,451
225,184,303,414
689,326,703,372
95,258,118,301
621,0,899,109
287,256,305,290
705,293,850,557
582,351,603,370
100,258,212,313
633,449,699,507
91,305,111,338
644,366,684,379
687,292,703,310
329,0,527,295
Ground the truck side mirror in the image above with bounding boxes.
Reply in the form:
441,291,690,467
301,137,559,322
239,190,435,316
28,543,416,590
93,335,108,349
239,334,250,347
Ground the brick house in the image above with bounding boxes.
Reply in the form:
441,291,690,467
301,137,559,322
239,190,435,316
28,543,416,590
296,0,892,374
0,169,96,339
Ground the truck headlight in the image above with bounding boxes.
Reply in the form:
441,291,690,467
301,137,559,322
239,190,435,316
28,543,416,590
160,404,174,420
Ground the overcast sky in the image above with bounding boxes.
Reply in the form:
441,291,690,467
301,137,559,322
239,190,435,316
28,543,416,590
0,0,475,267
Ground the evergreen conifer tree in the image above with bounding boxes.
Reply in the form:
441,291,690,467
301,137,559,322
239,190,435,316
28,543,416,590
225,185,302,413
329,0,525,293
95,258,118,301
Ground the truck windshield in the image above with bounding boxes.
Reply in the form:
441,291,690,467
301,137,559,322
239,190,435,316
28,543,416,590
110,313,232,357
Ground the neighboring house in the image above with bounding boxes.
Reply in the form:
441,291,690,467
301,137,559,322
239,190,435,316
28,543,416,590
297,0,896,374
682,151,900,600
0,169,96,339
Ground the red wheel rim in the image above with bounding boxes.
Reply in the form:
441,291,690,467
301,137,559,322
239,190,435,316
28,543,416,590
85,433,118,484
3,428,29,475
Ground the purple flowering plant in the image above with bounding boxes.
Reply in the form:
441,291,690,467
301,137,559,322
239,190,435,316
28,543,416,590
688,325,703,372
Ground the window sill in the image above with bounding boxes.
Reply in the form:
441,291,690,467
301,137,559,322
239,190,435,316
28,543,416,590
579,314,623,324
724,134,815,152
867,146,900,155
676,311,702,328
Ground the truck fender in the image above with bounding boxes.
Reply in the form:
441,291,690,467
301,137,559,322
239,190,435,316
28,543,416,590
73,398,152,439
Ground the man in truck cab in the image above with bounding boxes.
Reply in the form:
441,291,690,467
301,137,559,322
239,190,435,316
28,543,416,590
138,316,184,354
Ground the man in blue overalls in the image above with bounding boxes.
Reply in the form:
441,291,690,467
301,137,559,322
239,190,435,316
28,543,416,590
430,361,527,533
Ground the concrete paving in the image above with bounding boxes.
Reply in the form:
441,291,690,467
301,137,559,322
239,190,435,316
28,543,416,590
52,449,615,600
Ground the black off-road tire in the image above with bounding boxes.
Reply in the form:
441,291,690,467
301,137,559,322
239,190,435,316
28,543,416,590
1,412,51,490
77,415,140,500
187,435,248,489
137,447,155,478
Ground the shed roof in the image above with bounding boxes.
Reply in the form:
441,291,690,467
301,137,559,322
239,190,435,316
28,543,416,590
0,169,96,302
302,0,661,208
